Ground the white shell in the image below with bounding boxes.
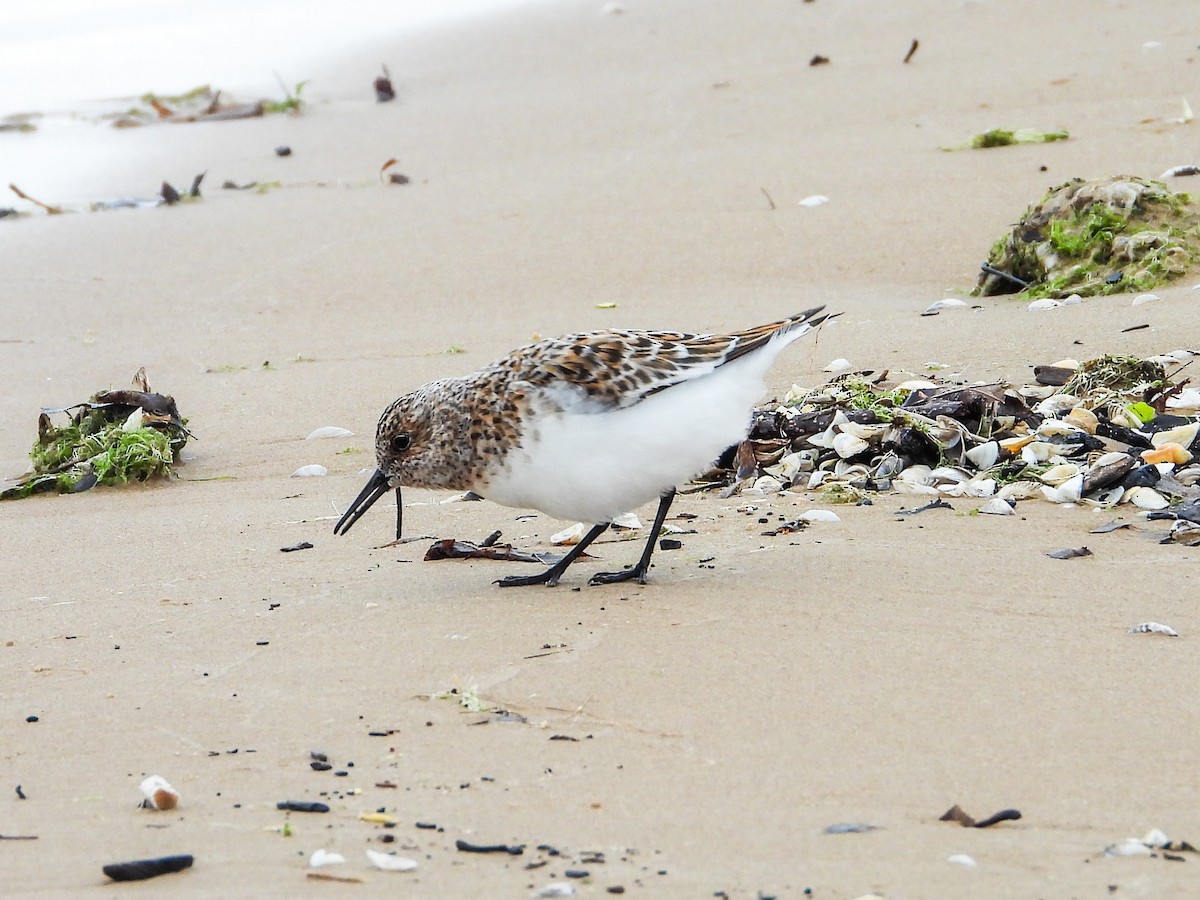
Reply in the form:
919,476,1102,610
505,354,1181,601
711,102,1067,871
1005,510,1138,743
1151,422,1199,449
965,441,1000,469
1021,442,1064,464
1129,622,1179,637
1064,407,1099,434
1037,419,1084,438
139,775,179,811
533,884,577,899
1124,487,1169,510
291,464,328,477
798,194,830,207
924,298,967,313
612,512,643,529
947,854,977,867
896,465,934,485
764,452,806,481
824,357,853,374
798,509,841,523
1027,298,1062,311
1039,463,1082,485
840,421,891,441
1040,472,1083,503
832,432,870,458
122,407,144,432
551,523,588,545
929,466,969,484
365,848,419,871
309,849,347,868
1104,838,1153,857
979,497,1014,515
893,480,940,495
1060,293,1083,305
942,475,995,498
1143,828,1172,847
996,481,1041,501
1166,391,1200,412
1035,394,1083,416
752,475,783,494
1131,292,1160,306
894,379,937,391
306,426,354,440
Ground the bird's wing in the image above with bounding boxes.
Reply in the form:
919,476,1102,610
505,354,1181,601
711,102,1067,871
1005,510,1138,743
502,307,827,413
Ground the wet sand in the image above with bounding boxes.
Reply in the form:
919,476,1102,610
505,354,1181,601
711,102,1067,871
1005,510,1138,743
4,0,1200,896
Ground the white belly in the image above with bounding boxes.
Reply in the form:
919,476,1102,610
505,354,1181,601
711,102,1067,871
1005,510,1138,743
483,357,768,523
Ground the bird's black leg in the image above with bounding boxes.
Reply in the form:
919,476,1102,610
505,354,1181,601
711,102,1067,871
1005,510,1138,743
589,488,676,586
495,522,610,588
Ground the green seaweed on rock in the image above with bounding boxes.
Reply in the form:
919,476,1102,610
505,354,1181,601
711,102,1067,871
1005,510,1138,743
977,176,1200,299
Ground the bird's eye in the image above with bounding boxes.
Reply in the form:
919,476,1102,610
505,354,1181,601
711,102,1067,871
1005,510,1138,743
390,433,411,452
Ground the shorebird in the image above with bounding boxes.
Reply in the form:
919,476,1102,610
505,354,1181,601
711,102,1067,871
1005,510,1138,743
335,308,832,586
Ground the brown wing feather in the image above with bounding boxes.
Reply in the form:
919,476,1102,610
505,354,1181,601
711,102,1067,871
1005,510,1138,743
494,307,827,411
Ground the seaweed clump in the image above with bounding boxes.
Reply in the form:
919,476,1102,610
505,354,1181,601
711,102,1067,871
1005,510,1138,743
1,369,190,500
976,176,1200,298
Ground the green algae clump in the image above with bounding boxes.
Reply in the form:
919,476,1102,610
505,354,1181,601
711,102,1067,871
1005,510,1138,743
976,176,1200,298
1,372,190,500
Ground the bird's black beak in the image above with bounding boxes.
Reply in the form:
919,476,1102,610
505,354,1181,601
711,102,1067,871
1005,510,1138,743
334,468,403,540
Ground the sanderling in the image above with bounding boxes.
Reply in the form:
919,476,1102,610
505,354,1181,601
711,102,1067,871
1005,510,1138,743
335,307,833,586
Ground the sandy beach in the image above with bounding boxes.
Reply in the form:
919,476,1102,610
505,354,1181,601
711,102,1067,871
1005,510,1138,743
4,0,1200,896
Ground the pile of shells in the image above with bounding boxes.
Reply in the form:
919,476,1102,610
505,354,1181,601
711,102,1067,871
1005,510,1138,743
712,352,1200,520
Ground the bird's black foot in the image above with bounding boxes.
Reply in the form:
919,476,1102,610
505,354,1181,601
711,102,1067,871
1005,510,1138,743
588,565,650,586
495,570,563,588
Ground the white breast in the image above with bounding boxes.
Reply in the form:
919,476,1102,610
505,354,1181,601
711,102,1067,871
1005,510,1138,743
483,350,780,523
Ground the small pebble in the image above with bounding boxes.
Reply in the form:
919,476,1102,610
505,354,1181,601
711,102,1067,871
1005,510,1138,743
275,146,292,157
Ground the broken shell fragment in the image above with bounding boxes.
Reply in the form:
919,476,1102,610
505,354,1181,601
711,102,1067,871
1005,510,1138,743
1040,472,1083,503
1022,441,1065,464
1104,838,1154,857
764,452,806,481
306,426,354,440
750,474,783,494
291,464,328,477
996,481,1041,501
1035,394,1083,416
832,432,870,458
965,441,1000,469
1028,298,1062,311
924,298,968,313
1064,406,1099,434
797,509,840,523
1129,622,1178,636
365,848,419,871
839,421,891,441
824,357,853,374
1039,463,1082,486
1124,486,1169,509
139,775,180,811
550,523,588,545
1141,442,1192,465
1151,422,1199,449
309,849,347,868
979,498,1014,515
